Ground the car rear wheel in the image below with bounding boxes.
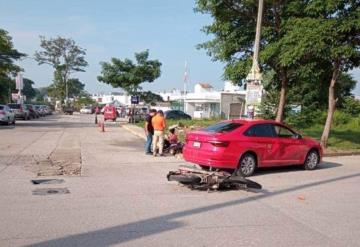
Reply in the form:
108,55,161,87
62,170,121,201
304,150,319,170
235,153,257,177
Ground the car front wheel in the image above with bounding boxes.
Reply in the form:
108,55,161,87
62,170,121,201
235,153,257,177
304,150,319,170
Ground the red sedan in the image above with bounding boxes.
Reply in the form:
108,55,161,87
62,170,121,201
183,119,322,176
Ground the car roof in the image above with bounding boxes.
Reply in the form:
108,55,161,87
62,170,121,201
226,119,282,125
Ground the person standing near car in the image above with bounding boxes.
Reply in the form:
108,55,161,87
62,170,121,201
144,109,157,155
151,110,166,156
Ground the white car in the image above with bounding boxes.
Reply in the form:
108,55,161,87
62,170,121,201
80,106,93,114
0,104,15,125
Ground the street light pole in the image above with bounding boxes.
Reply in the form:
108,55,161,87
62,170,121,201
245,0,264,118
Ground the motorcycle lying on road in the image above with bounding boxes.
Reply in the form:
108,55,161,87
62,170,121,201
167,164,262,191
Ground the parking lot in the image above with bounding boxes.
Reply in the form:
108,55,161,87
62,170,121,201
0,114,359,246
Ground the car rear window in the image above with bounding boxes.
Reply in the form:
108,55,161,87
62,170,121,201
8,104,20,109
0,106,4,110
203,122,242,133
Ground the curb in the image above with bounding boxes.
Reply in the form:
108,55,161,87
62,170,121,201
323,151,360,157
122,124,146,141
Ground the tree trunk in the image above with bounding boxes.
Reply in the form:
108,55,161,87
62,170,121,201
275,70,287,122
320,63,340,148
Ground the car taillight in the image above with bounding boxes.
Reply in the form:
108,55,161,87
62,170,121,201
208,140,230,147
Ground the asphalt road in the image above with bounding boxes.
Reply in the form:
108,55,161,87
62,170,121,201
0,114,359,247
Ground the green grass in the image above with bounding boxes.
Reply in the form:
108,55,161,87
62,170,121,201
300,118,360,151
135,117,360,151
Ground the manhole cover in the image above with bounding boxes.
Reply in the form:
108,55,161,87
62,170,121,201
31,179,65,185
32,188,70,196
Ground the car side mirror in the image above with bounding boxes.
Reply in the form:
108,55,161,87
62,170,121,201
294,134,302,139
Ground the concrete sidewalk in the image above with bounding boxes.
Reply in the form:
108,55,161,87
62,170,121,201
121,124,146,140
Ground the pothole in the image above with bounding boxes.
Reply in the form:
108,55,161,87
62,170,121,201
32,188,70,196
31,179,64,185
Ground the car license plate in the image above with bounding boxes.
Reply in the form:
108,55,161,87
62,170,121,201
193,141,201,148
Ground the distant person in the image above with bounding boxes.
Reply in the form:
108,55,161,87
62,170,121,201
151,110,166,156
144,109,157,155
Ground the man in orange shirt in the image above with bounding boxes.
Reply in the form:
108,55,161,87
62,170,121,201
151,110,166,156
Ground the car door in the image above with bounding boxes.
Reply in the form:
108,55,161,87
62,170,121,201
243,123,278,167
272,124,307,165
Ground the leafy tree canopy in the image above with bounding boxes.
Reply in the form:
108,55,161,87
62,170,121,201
0,28,25,102
97,50,162,94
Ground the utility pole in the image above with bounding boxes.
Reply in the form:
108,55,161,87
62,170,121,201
183,61,189,112
245,0,264,118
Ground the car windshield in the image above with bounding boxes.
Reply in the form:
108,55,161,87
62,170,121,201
8,104,20,109
202,122,242,133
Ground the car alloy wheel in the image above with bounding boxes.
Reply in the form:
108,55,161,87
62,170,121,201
304,150,319,170
237,153,256,177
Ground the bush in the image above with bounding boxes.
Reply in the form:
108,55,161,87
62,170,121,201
285,109,326,129
342,97,360,116
332,111,352,126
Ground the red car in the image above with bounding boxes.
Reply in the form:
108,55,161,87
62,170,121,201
183,119,322,176
103,105,118,121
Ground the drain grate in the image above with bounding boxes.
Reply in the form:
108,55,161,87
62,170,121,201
32,188,70,195
31,179,65,185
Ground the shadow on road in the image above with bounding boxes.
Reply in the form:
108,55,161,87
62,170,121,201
27,172,360,247
253,161,342,176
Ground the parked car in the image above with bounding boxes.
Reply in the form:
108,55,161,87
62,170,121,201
0,104,15,125
103,105,117,121
63,105,74,115
80,106,93,114
7,103,30,120
183,119,323,176
33,105,45,117
26,104,39,119
165,110,191,120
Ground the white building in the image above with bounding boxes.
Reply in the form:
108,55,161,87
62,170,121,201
91,92,131,105
185,83,221,119
184,81,246,119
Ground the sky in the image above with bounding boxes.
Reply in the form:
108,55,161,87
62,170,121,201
0,0,359,95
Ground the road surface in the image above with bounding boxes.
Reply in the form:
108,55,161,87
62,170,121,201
0,114,359,246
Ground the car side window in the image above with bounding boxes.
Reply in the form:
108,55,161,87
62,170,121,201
244,124,274,137
274,125,296,138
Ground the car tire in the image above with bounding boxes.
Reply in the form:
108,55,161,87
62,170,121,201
12,119,16,125
168,174,201,185
304,150,319,170
235,153,257,177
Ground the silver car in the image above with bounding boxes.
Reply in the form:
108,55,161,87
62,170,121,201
7,103,30,120
0,105,15,125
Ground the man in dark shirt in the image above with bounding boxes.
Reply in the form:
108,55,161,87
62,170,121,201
144,109,157,154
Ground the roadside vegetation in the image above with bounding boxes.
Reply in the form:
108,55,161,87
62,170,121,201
136,101,360,152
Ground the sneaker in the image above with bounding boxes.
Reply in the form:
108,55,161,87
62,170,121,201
159,153,164,157
145,152,153,155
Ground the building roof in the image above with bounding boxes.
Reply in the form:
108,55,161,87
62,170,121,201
198,83,213,89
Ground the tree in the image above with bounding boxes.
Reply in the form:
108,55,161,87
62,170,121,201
22,78,36,102
278,0,360,147
34,36,88,103
195,0,308,122
67,78,85,98
0,28,25,102
34,87,49,103
97,50,162,94
138,91,164,105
